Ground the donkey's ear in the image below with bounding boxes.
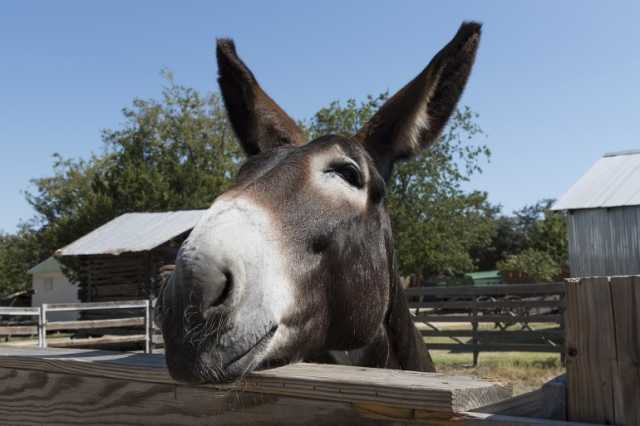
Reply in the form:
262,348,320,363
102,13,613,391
355,22,481,179
216,39,306,156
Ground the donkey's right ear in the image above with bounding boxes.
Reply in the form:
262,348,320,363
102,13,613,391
216,39,306,156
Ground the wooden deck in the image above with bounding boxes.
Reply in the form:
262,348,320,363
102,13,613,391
0,347,604,425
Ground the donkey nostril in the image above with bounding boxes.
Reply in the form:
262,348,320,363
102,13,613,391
177,252,235,316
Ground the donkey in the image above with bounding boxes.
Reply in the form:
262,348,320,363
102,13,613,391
157,22,481,384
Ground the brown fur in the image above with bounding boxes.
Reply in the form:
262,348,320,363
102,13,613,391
158,22,481,384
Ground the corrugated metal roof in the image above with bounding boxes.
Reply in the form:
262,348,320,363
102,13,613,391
552,150,640,210
56,210,205,256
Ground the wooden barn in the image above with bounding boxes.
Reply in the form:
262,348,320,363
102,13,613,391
552,149,640,277
55,210,204,306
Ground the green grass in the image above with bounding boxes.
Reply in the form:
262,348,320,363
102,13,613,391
433,351,564,395
424,322,565,395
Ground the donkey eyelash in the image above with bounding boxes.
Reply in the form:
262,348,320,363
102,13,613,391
326,162,364,189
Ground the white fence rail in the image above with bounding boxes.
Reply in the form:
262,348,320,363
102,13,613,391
0,300,152,353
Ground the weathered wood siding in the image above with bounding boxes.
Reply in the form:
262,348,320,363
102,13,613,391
567,206,640,277
565,276,640,424
70,233,187,322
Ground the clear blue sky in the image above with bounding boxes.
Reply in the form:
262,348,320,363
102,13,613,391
1,1,639,233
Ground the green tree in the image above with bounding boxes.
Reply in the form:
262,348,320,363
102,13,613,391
305,96,493,276
24,76,240,261
529,204,568,268
470,214,527,271
472,198,568,275
1,75,241,295
0,224,44,296
2,81,494,295
497,248,561,283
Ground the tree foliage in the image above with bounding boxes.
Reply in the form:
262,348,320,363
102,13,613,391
0,74,568,296
497,248,561,283
26,77,240,257
0,225,45,296
1,76,241,295
473,198,568,279
305,95,493,276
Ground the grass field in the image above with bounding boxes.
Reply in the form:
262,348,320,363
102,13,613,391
424,321,565,395
433,351,563,395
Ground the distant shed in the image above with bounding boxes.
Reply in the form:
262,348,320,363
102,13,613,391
552,150,640,277
465,270,502,286
55,210,204,306
29,257,79,321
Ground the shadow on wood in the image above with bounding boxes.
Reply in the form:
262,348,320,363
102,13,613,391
0,346,609,425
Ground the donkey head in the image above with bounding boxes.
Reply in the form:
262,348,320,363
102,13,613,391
158,22,481,383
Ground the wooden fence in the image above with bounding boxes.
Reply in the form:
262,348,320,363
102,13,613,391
0,346,606,425
405,283,566,364
0,306,41,346
2,278,635,425
565,276,640,424
0,300,152,353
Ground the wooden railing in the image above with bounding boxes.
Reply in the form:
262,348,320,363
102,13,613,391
404,283,566,365
0,300,152,353
0,346,607,425
0,307,42,346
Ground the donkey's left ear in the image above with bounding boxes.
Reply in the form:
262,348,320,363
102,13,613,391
216,39,306,156
355,22,481,180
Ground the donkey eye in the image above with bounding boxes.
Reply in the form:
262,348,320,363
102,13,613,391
330,163,363,188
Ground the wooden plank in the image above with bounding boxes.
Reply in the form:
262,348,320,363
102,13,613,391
0,365,602,426
46,335,146,348
46,317,145,331
431,412,608,426
0,307,40,316
421,329,563,338
0,325,38,335
0,367,399,426
565,277,618,424
0,346,511,414
0,347,611,425
474,375,566,420
404,283,565,297
85,296,146,303
426,343,563,353
411,300,563,310
610,276,640,425
414,314,562,324
45,300,147,311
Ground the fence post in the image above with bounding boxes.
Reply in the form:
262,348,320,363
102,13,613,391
144,299,151,354
40,304,48,349
566,276,640,425
559,287,566,367
37,306,43,348
472,296,479,367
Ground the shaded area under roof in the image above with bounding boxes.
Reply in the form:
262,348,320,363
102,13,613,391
56,210,205,256
552,150,640,211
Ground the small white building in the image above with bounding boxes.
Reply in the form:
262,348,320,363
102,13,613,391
29,257,79,321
